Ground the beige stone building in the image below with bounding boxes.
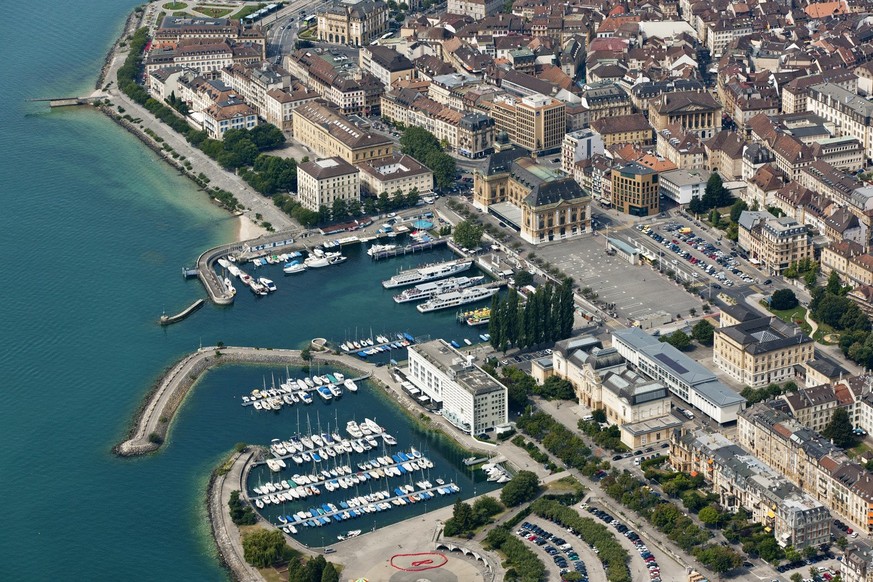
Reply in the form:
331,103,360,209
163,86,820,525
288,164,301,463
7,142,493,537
738,403,873,535
356,154,433,198
489,94,566,155
671,428,830,549
263,86,319,131
358,45,415,88
473,147,591,244
649,91,722,140
317,0,388,47
737,211,813,275
446,0,503,19
297,157,360,212
550,337,678,448
808,83,873,163
590,113,653,148
713,315,814,388
292,102,394,164
201,100,258,139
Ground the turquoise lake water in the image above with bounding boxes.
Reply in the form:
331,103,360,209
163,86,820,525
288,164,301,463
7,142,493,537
0,2,498,578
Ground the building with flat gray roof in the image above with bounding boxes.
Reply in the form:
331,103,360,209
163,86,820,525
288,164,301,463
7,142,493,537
612,327,746,424
407,340,508,435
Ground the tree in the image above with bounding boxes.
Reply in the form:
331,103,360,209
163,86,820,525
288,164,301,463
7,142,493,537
500,470,541,507
320,562,339,582
453,219,484,249
303,555,327,582
790,574,803,582
287,558,307,582
513,270,534,287
692,320,715,345
248,124,286,150
241,529,294,568
444,499,474,536
803,545,818,560
826,271,843,295
770,288,798,310
729,199,748,223
539,376,575,400
330,198,348,222
698,505,722,527
757,536,784,564
659,330,691,351
592,409,607,423
694,544,742,574
822,408,857,449
709,209,722,228
472,496,503,524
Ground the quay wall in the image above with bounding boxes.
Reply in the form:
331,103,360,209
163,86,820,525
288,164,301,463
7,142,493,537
114,346,369,457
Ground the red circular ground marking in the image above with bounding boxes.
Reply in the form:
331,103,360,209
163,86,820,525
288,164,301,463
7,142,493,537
390,552,448,571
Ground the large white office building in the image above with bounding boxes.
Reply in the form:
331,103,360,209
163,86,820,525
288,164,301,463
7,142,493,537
407,340,508,436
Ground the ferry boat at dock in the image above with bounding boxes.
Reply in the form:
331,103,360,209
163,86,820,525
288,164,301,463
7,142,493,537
460,307,491,326
417,284,500,313
381,259,473,289
393,275,484,303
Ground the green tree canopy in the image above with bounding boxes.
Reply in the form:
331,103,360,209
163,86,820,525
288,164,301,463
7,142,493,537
822,408,857,448
694,544,742,574
320,562,339,582
770,288,798,310
513,270,534,287
453,220,484,248
241,529,294,568
659,330,692,351
729,199,748,223
500,470,541,507
691,320,715,345
698,505,722,527
248,123,286,150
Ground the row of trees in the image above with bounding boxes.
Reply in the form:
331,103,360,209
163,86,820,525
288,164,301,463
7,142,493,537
484,526,546,581
740,381,797,406
488,280,574,352
287,554,341,582
577,418,628,453
600,472,742,573
228,490,256,525
399,126,457,190
530,498,631,582
516,410,609,478
443,496,503,538
811,273,873,368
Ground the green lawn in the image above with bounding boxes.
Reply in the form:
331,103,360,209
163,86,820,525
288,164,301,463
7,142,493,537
765,303,812,334
848,442,871,459
232,3,267,20
162,2,187,9
194,6,234,17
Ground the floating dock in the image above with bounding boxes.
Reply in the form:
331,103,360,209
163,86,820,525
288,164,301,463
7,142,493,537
369,238,447,260
159,299,204,325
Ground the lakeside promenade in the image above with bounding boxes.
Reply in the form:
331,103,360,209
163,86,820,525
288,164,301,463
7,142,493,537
97,12,295,235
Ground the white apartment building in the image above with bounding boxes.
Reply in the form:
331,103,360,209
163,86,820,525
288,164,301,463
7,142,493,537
296,157,360,212
808,83,873,164
407,340,508,436
561,129,605,175
658,169,711,205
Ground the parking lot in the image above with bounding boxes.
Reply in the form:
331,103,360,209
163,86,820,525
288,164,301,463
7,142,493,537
518,517,604,582
535,233,703,324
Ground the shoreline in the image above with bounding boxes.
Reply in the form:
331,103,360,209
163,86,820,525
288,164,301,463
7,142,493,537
237,214,267,242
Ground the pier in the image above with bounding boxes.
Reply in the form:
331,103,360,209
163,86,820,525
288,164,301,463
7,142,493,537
369,238,448,260
240,372,370,406
29,95,107,108
268,482,460,528
159,299,204,326
247,456,432,502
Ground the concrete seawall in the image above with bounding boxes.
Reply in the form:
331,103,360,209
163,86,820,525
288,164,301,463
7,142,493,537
114,345,370,457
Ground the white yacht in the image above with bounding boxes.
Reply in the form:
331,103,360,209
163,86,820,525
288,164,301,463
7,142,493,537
283,261,306,274
381,259,474,289
258,277,277,292
343,379,358,393
417,284,500,313
393,275,484,303
304,255,330,268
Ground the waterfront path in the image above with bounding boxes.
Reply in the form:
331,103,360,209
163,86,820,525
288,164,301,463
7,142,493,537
210,448,262,582
99,28,295,232
115,346,310,456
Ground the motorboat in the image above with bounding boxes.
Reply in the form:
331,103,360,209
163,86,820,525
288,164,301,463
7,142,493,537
304,255,330,268
343,379,358,393
283,261,306,274
258,277,277,292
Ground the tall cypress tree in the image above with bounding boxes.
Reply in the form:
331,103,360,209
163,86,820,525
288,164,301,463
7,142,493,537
505,289,520,347
559,279,574,339
488,294,503,350
541,284,554,342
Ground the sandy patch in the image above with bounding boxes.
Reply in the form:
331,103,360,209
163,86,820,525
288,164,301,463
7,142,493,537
237,214,267,242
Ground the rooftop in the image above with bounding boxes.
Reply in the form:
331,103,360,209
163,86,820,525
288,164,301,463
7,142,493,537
411,340,506,397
